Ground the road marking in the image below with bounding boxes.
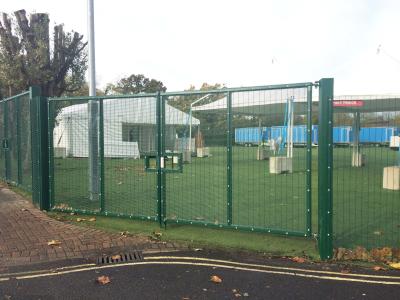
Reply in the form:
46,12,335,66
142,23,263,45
1,259,398,285
0,263,96,279
145,256,400,280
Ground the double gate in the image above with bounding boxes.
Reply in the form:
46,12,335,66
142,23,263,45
1,79,335,259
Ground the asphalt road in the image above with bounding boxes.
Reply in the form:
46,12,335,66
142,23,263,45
1,253,400,300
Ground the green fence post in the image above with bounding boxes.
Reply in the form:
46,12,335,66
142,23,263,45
16,96,22,185
227,91,233,226
30,86,50,211
306,86,312,236
318,78,334,260
48,100,55,208
156,92,162,226
4,101,10,181
162,95,167,227
99,99,105,213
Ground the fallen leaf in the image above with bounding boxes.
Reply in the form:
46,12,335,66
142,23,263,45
21,208,27,211
120,231,129,236
47,240,61,246
202,288,207,291
76,218,86,222
88,217,96,222
243,293,249,297
291,256,305,263
234,293,242,297
389,262,400,269
341,269,350,274
111,255,121,260
210,275,222,283
96,275,111,285
373,266,386,271
153,231,162,237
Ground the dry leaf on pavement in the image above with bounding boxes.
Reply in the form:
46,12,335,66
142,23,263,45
291,256,305,263
96,275,111,285
389,262,400,269
47,240,61,246
210,275,222,283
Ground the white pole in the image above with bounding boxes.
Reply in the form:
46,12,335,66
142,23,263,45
189,107,192,153
88,0,99,201
189,94,210,153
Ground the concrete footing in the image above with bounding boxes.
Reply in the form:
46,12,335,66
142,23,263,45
269,157,293,174
383,166,400,190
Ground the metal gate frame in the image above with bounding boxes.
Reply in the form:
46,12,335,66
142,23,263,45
12,79,334,260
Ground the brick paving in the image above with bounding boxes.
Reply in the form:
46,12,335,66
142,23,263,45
0,185,182,269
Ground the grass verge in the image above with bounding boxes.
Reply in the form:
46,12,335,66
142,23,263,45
47,211,319,259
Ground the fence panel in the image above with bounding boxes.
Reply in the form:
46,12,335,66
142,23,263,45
0,92,32,192
164,92,228,226
49,95,160,220
231,88,312,235
333,95,400,249
103,96,159,220
50,99,99,212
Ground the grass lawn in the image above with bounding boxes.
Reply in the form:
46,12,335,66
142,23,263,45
52,145,400,250
47,211,319,258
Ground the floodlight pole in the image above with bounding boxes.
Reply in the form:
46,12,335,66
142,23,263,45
88,0,99,201
189,94,210,153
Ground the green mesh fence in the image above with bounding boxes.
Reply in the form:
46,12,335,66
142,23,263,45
333,95,400,249
48,84,314,236
0,92,32,192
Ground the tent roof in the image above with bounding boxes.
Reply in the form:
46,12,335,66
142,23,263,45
59,97,200,125
192,90,400,115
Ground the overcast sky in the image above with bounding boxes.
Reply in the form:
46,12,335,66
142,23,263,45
2,0,400,94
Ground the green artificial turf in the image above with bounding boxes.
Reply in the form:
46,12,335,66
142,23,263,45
51,145,400,250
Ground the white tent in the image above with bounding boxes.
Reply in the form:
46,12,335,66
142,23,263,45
54,97,200,158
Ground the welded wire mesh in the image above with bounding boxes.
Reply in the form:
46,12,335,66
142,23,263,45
231,89,310,235
165,93,228,226
0,103,4,180
103,96,158,219
51,99,99,211
0,93,32,191
333,95,400,249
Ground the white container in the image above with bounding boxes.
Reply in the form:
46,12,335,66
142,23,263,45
390,136,400,149
383,166,400,190
197,147,210,158
54,147,67,158
269,157,293,174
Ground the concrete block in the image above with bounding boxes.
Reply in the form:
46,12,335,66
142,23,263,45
182,151,192,163
269,157,293,174
257,147,269,160
383,166,400,190
197,147,210,158
54,147,66,158
352,153,366,167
